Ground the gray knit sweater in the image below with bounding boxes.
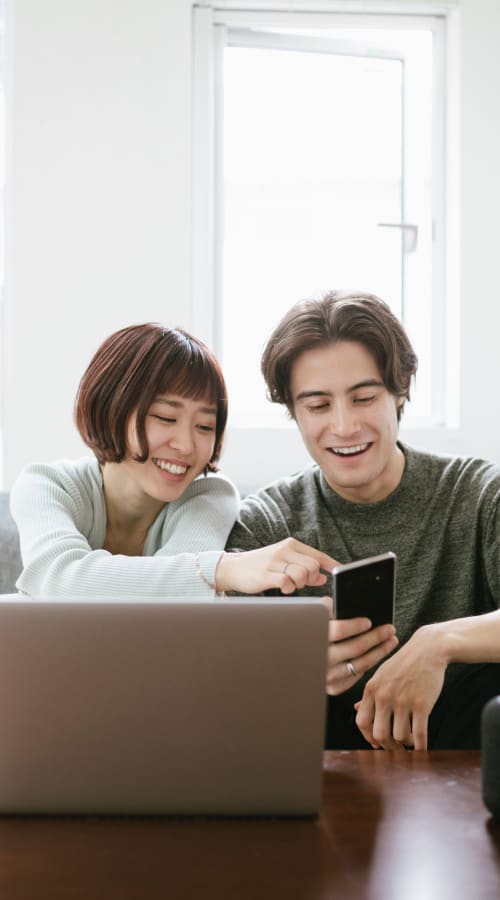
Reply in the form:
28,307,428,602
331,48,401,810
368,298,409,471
11,457,239,599
226,444,500,648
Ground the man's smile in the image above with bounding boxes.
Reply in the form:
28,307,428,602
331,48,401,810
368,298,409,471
327,443,371,457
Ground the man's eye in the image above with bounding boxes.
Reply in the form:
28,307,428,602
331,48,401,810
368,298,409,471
354,395,376,404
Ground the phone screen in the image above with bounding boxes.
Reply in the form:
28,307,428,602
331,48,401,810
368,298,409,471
332,552,396,627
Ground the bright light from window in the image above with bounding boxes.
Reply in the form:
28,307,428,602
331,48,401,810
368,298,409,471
221,28,435,428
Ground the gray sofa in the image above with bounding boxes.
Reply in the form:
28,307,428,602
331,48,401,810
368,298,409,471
0,492,22,593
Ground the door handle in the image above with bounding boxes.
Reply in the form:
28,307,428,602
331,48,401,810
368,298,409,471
377,222,418,253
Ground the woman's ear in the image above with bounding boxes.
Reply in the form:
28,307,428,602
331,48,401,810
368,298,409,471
395,396,406,421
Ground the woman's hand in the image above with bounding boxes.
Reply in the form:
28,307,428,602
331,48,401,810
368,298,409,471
215,538,337,595
325,615,399,695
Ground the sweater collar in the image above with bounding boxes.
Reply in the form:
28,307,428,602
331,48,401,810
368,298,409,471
315,442,423,526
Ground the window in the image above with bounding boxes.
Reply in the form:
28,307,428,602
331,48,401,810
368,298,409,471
193,6,454,438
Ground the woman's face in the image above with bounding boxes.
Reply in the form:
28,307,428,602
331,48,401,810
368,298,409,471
120,393,218,504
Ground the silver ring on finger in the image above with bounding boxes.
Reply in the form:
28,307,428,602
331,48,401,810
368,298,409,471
345,659,358,678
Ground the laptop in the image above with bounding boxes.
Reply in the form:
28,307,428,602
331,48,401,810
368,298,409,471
0,596,329,816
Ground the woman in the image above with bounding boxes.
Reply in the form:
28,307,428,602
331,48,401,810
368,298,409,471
11,323,333,598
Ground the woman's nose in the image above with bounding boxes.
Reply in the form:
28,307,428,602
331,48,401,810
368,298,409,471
168,424,194,455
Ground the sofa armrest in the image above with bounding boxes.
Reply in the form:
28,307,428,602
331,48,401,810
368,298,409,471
0,492,22,594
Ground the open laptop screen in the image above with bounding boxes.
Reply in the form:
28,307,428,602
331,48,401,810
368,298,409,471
0,597,329,816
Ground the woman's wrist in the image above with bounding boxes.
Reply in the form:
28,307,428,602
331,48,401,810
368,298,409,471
215,551,242,594
195,552,227,598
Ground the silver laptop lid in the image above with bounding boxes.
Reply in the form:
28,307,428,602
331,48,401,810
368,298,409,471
0,598,329,816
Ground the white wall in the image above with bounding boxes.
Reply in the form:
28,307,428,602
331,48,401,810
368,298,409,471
2,0,193,485
3,0,500,492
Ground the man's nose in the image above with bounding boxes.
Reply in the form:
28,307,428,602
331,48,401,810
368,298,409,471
328,404,360,437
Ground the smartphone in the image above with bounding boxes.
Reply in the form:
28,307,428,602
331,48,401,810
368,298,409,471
332,551,396,627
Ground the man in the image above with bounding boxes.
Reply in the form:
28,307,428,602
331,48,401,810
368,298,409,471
225,290,500,750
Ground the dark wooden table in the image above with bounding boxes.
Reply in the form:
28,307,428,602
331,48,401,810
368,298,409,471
0,750,498,899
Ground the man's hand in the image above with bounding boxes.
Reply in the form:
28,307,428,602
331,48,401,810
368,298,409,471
215,538,337,594
354,624,448,750
326,615,399,695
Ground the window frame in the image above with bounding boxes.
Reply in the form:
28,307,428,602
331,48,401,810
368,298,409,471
192,2,459,490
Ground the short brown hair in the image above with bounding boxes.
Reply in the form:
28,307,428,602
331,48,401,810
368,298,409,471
75,323,228,471
261,290,418,421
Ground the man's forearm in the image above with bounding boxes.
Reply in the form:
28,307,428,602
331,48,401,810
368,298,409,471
428,609,500,666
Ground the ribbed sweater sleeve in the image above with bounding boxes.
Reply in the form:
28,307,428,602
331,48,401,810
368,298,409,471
10,458,240,599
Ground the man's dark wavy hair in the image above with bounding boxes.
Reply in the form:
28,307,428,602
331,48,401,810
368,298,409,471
261,290,418,421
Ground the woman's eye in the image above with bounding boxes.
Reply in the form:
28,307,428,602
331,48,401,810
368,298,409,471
307,403,329,413
197,424,215,433
154,414,175,423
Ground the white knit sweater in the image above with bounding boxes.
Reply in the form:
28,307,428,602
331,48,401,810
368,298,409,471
10,457,239,599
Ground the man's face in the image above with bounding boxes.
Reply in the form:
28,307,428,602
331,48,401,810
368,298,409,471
290,340,405,504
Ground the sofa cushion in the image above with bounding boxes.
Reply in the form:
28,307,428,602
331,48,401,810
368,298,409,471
0,492,22,594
